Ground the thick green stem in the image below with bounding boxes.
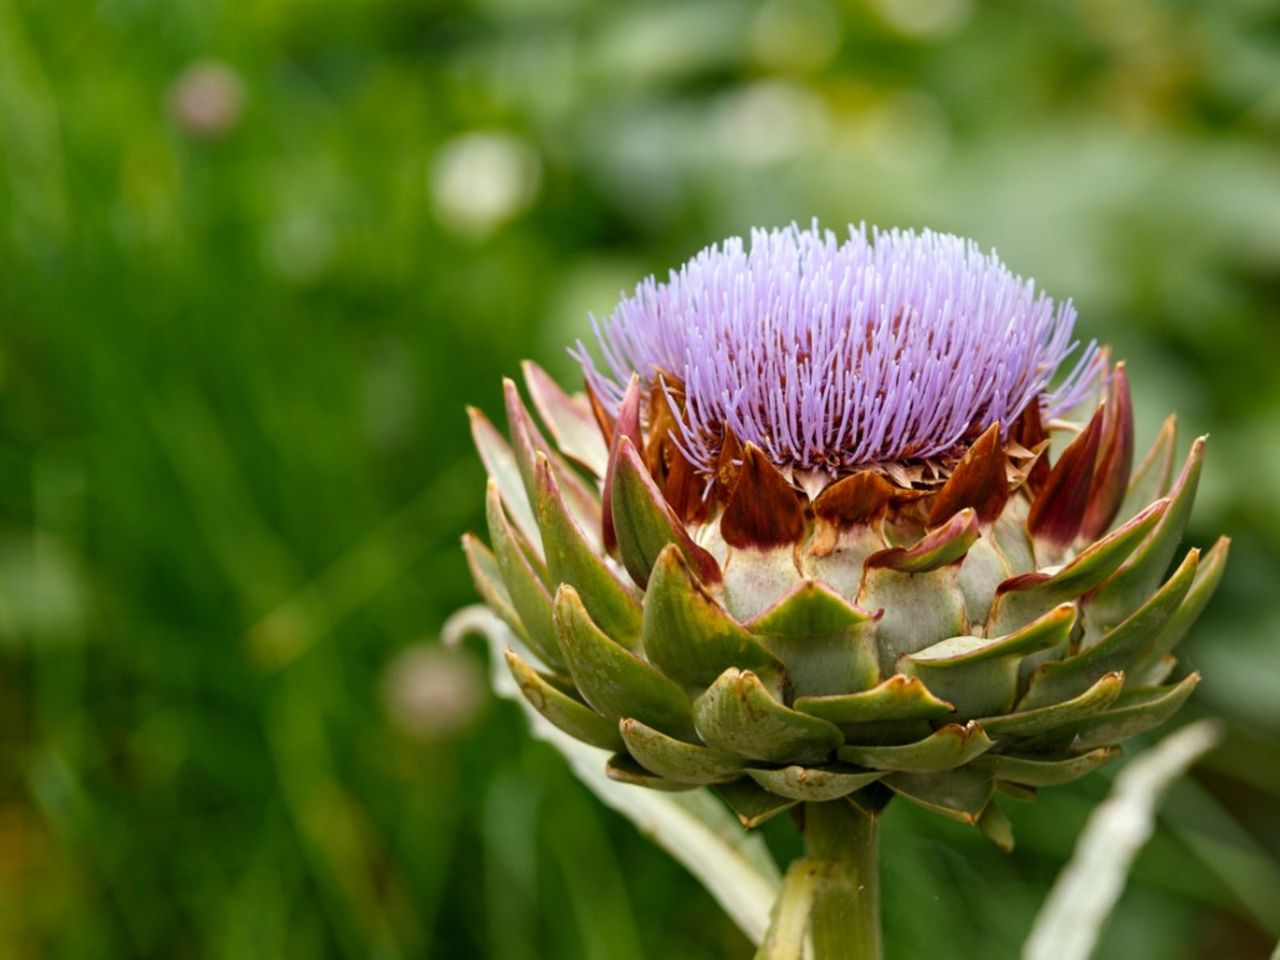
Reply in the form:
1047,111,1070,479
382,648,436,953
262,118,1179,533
804,801,882,960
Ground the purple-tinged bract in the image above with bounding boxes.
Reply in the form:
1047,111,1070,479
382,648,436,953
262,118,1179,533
577,222,1102,475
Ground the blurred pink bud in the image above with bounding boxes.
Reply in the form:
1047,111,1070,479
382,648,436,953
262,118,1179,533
168,59,246,141
382,643,488,741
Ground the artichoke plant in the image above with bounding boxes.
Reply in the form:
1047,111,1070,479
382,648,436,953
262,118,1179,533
461,224,1226,957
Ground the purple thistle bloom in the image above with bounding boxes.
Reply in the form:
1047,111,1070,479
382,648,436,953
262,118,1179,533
575,222,1103,476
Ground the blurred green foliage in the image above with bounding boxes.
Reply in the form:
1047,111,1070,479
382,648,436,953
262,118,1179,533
1,0,1279,957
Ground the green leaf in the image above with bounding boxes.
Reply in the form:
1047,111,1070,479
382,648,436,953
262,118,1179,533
974,746,1121,786
976,671,1124,738
1019,550,1198,710
1024,720,1221,960
745,580,878,698
619,718,744,785
746,765,883,802
986,498,1167,637
536,453,643,644
884,767,994,824
838,721,994,772
643,545,783,686
715,778,800,828
522,360,608,476
903,603,1077,718
554,585,695,739
504,646,624,751
1021,673,1201,752
611,437,720,588
694,668,844,763
486,479,564,669
754,859,821,960
793,675,954,724
605,753,698,791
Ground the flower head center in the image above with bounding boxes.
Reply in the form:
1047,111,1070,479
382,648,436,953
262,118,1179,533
576,222,1100,479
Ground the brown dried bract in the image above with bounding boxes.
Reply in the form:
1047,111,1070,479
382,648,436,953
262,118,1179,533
720,444,806,549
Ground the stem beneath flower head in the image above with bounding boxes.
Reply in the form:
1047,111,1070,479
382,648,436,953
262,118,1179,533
804,800,882,960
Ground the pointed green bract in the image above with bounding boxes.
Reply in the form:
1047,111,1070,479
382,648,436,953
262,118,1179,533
643,545,784,686
903,604,1077,718
986,498,1167,637
974,746,1121,786
522,360,609,476
504,647,624,751
715,778,799,828
746,580,879,699
620,717,744,784
605,753,698,791
535,454,643,644
794,675,954,725
611,437,720,588
486,480,564,669
462,533,533,649
1021,674,1201,752
746,765,883,802
1133,536,1229,683
1019,550,1198,710
694,668,844,763
866,509,980,573
977,802,1015,852
976,671,1124,738
505,379,603,552
1113,415,1177,530
909,603,1076,666
838,722,994,772
470,406,541,552
553,585,695,739
884,767,994,824
1083,438,1205,638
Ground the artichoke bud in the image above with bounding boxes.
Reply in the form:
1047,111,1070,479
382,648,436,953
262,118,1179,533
464,224,1226,844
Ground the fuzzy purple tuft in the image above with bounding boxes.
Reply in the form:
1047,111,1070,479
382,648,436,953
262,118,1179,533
575,222,1103,476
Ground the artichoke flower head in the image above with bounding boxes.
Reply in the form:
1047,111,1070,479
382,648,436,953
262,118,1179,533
464,223,1226,844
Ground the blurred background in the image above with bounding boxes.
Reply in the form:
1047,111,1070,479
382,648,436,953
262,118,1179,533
2,0,1279,957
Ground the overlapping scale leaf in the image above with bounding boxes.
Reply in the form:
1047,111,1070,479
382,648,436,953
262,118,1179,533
694,668,844,764
553,585,695,739
619,718,744,785
1019,550,1198,709
903,603,1077,718
746,580,878,699
838,722,994,773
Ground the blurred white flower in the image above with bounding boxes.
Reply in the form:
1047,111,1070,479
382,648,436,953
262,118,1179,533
383,643,488,741
168,59,246,141
429,132,541,240
712,80,829,166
